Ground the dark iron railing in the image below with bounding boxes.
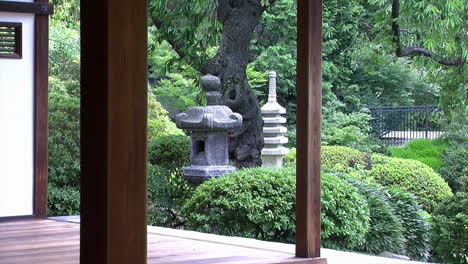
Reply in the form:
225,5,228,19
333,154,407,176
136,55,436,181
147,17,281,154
368,105,444,146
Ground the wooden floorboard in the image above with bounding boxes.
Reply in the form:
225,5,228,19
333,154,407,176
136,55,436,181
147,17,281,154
0,219,323,264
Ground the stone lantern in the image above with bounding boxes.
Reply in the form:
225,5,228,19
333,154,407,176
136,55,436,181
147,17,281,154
176,75,242,184
261,71,289,168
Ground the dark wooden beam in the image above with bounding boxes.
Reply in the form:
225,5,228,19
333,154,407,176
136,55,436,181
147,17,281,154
33,0,49,219
0,1,53,15
80,0,148,263
295,0,324,260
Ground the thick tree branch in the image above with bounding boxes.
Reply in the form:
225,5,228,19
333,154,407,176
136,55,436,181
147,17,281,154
391,0,463,67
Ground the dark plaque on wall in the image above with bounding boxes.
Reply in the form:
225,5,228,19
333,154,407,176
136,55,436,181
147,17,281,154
0,22,22,59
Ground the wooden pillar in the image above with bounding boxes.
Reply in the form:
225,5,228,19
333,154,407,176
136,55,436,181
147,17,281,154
33,0,50,219
80,0,148,263
295,0,323,260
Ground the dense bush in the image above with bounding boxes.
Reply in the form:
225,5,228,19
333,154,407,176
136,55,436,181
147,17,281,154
147,164,193,227
440,145,468,193
147,134,191,170
48,184,80,216
48,89,80,189
183,168,370,249
284,146,367,173
389,139,449,172
387,188,430,261
430,192,468,264
351,182,406,255
369,155,452,212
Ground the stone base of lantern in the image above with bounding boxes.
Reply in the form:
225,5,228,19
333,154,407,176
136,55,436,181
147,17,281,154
261,155,285,168
182,165,237,184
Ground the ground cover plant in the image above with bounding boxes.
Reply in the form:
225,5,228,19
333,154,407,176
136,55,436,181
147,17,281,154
389,139,449,171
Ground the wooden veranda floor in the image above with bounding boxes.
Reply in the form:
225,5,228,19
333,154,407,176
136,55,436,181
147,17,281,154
0,219,321,264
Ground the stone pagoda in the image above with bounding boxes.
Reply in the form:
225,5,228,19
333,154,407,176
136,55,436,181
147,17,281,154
261,71,289,168
176,75,242,184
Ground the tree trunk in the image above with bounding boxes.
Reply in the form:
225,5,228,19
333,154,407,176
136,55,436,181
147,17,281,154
201,0,265,168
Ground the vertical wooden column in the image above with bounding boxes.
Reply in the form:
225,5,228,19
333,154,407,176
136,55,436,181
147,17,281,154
295,0,323,259
34,0,49,219
80,0,148,263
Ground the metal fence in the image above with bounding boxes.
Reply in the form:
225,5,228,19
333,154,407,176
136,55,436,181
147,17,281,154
368,105,444,146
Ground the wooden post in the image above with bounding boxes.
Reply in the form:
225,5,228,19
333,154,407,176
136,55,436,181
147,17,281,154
33,0,49,219
295,0,323,259
80,0,148,263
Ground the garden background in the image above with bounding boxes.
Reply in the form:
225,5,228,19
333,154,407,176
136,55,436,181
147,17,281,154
46,0,467,263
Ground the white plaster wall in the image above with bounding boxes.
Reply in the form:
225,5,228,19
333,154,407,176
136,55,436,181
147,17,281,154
0,12,35,217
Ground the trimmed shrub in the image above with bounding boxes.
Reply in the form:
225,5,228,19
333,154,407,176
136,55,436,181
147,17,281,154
283,146,367,173
440,145,468,193
321,146,367,172
430,192,468,264
369,155,452,212
351,182,406,255
48,184,80,216
389,139,449,172
148,134,191,170
387,188,430,261
183,168,370,249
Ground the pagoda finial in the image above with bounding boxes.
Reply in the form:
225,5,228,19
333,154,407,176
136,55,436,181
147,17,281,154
268,71,277,103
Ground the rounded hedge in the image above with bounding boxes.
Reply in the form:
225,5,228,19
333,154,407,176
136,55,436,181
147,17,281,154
182,168,370,249
321,146,367,172
430,192,468,264
147,134,190,170
283,146,367,172
369,154,452,212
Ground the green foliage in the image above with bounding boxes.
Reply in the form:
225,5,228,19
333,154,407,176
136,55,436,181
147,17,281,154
147,92,184,142
147,134,193,227
283,146,367,173
50,0,80,28
183,168,297,242
151,73,199,119
369,154,452,212
389,139,449,172
48,84,80,189
367,0,467,62
440,145,468,193
47,184,80,216
430,192,468,264
351,182,406,255
321,146,367,173
148,0,221,69
147,164,194,227
320,174,370,249
183,168,370,249
49,19,80,82
387,188,430,261
147,134,191,170
351,47,440,107
321,108,383,153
